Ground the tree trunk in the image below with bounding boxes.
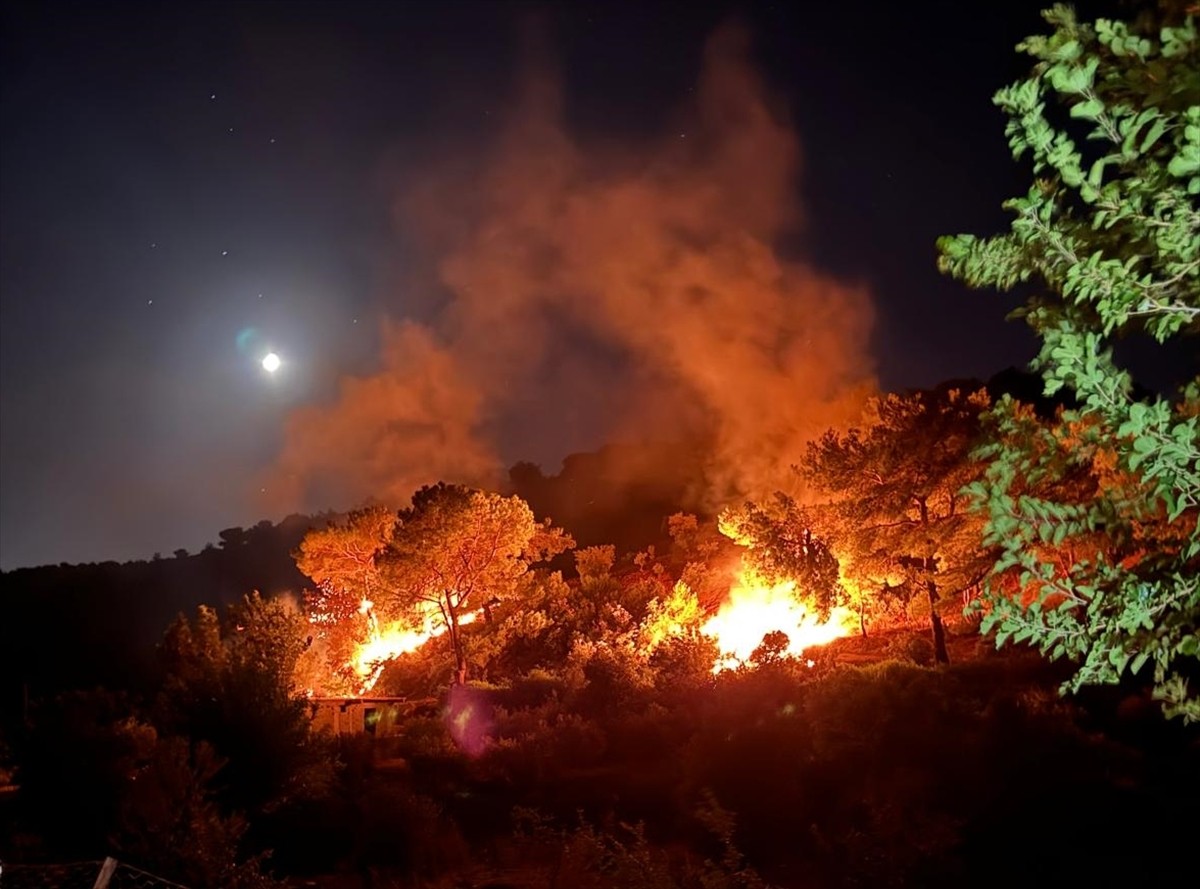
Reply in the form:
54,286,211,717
859,597,868,638
916,499,949,665
446,608,467,686
926,578,949,665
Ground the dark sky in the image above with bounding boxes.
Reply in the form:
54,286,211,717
1,0,1056,569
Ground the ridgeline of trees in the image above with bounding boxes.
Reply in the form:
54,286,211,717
0,516,318,713
0,442,719,722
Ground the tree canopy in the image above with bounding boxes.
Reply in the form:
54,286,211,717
294,506,395,619
938,5,1199,719
381,484,573,684
718,495,844,620
800,387,995,663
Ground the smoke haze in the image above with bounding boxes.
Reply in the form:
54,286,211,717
271,24,876,514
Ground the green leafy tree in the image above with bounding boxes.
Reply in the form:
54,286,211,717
801,387,995,664
380,484,573,685
938,5,1199,719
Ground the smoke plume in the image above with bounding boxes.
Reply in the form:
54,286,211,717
271,24,875,513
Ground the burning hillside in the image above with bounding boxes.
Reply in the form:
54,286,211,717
296,495,856,695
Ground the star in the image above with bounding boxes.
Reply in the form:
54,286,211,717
221,250,228,256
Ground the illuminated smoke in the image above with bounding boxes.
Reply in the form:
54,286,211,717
272,321,500,509
272,23,875,513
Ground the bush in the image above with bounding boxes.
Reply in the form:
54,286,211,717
393,714,458,760
885,633,937,667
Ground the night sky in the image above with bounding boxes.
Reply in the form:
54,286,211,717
1,0,1056,570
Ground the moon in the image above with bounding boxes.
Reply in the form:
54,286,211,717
262,352,281,373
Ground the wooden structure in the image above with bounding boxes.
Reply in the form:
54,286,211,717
308,696,434,736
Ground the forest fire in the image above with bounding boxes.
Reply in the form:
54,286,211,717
702,568,856,671
348,600,477,694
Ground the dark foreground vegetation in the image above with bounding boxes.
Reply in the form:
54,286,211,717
1,626,1197,889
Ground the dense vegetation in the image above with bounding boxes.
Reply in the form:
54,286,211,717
939,2,1199,718
3,599,1196,888
2,5,1197,888
2,370,1194,888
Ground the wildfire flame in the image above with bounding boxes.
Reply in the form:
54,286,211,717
349,598,476,694
702,568,855,671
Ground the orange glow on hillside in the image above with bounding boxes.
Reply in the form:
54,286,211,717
701,568,855,671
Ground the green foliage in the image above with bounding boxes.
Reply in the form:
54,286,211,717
938,4,1200,720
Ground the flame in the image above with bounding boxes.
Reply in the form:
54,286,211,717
701,568,855,671
348,601,477,694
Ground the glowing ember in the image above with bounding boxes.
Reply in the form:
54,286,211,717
702,568,855,671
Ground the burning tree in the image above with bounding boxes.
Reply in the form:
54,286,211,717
294,505,395,690
379,484,574,686
800,386,995,664
295,487,573,690
694,503,858,671
718,495,846,619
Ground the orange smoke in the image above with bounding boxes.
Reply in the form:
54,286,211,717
272,322,500,509
270,23,875,513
